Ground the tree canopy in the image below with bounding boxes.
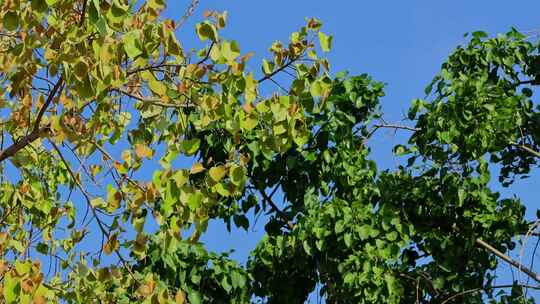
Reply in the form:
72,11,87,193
1,0,540,303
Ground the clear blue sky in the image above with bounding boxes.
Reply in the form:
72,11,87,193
170,1,540,301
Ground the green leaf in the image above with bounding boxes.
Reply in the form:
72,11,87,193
3,274,19,304
393,145,408,156
358,225,370,240
123,31,143,59
310,80,322,97
188,291,202,304
221,41,240,61
147,0,166,10
181,138,201,156
318,32,332,52
386,231,398,241
196,22,218,42
36,242,49,254
90,197,106,209
187,192,203,210
148,78,167,96
262,59,273,75
230,271,246,289
2,11,19,31
472,31,488,38
229,165,245,186
344,233,352,248
31,0,48,13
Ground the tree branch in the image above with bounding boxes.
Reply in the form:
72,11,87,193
373,123,420,132
511,141,540,158
79,0,88,26
258,56,301,84
175,0,200,30
441,283,540,304
113,88,194,109
475,238,540,283
126,63,187,76
196,41,215,65
50,141,137,280
253,186,294,229
0,77,64,163
34,77,64,132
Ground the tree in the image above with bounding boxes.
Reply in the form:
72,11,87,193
0,0,539,303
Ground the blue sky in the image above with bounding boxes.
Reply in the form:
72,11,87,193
163,1,540,301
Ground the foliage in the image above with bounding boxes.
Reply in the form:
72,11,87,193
1,0,540,303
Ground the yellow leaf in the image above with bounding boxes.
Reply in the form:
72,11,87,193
190,162,205,174
208,165,226,182
173,170,189,187
135,144,153,159
103,234,119,255
175,290,186,303
245,73,257,103
148,77,167,96
196,22,218,42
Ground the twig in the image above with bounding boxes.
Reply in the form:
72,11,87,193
196,41,215,65
49,141,138,281
113,88,193,109
175,0,200,30
373,123,420,132
126,63,186,76
258,56,301,84
0,126,50,163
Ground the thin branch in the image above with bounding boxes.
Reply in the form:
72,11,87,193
258,56,301,84
257,187,294,229
196,41,215,65
511,141,540,158
373,123,420,132
175,0,200,30
441,283,540,304
475,238,540,283
0,127,50,163
513,79,537,87
268,77,288,93
49,141,137,280
113,88,193,109
79,0,88,26
34,77,64,132
126,63,186,76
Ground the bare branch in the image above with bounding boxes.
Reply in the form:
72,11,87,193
257,187,294,229
441,283,540,304
175,0,200,30
49,141,137,279
475,238,540,283
373,123,420,132
511,141,540,158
